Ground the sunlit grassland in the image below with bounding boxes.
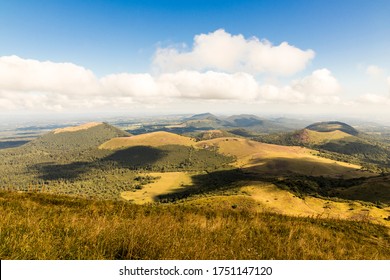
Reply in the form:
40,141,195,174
0,191,389,260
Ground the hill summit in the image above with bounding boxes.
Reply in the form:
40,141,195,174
53,122,103,134
184,113,219,121
305,121,359,136
224,114,264,127
26,122,130,152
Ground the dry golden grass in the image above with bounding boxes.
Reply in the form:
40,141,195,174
121,172,193,204
196,137,370,178
304,129,351,144
1,191,389,260
53,122,103,134
235,182,390,227
99,131,196,150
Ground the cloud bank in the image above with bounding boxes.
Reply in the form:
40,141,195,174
0,55,341,110
0,30,347,112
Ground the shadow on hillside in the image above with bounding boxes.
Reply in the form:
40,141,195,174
103,146,166,168
246,156,366,178
31,146,384,205
34,146,166,180
154,158,373,203
155,168,261,202
320,141,390,165
34,161,92,180
0,140,30,149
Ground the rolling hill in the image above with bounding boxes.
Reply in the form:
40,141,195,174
1,119,390,263
183,112,220,121
224,114,265,127
181,113,225,129
99,131,196,149
25,122,130,153
293,129,352,145
223,114,291,133
256,121,390,169
195,137,369,178
306,121,359,136
1,122,389,217
98,129,373,179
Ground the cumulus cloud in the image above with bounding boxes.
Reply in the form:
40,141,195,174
153,29,315,75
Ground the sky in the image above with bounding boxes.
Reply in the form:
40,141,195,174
1,0,390,120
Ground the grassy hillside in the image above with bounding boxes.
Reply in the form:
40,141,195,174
1,124,388,213
256,125,390,172
121,172,193,204
102,144,233,171
100,131,195,149
184,112,220,121
228,128,259,137
1,191,389,260
224,114,265,127
196,137,368,178
26,122,130,154
306,121,359,136
320,138,390,166
255,128,354,146
296,129,352,145
0,137,233,200
336,175,390,204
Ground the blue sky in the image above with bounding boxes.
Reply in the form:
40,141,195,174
1,0,390,119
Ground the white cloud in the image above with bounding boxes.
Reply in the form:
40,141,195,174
100,73,159,97
153,29,315,75
387,76,390,87
158,71,259,100
292,68,341,95
357,93,390,105
366,65,385,78
259,68,341,104
0,55,100,95
0,55,341,112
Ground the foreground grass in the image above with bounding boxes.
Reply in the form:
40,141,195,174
0,191,389,260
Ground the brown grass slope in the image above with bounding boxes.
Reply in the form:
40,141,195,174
100,131,196,150
0,191,389,260
295,129,352,145
53,122,103,134
196,137,371,178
